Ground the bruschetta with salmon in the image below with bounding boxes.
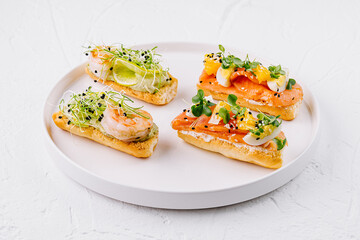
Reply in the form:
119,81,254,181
197,45,303,120
85,44,178,105
171,90,287,169
53,87,159,158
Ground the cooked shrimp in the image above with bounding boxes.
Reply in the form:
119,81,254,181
88,46,114,79
100,106,153,142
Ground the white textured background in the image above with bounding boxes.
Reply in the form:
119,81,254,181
1,0,360,239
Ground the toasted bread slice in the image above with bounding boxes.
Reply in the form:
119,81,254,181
86,66,177,105
52,111,158,158
178,130,283,169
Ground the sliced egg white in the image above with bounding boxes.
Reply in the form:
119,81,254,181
243,125,282,146
267,68,289,93
216,67,233,87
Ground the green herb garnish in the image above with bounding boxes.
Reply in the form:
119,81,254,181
219,107,230,124
217,45,260,74
191,89,216,117
286,78,296,90
227,94,246,118
268,65,286,79
249,112,282,137
84,44,166,72
217,94,246,124
60,86,148,128
273,137,287,150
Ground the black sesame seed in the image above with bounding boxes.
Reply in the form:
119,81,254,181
82,93,86,96
249,112,252,115
205,125,208,128
228,130,231,133
128,59,132,62
200,81,203,83
119,103,121,107
123,113,127,117
108,47,111,51
98,103,102,107
209,82,212,84
256,137,260,140
184,117,188,120
85,53,88,56
94,70,97,73
274,93,277,96
240,118,244,121
236,126,238,129
136,137,141,139
219,59,222,63
183,109,186,112
67,109,71,113
277,88,279,92
187,110,190,112
277,94,280,98
98,117,103,122
110,67,113,71
100,94,105,99
58,116,62,119
86,116,91,120
216,113,219,115
292,97,295,100
191,127,195,130
94,80,97,83
67,120,71,125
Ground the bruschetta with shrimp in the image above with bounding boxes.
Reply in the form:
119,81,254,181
197,45,303,120
171,90,287,169
85,44,177,105
52,87,158,158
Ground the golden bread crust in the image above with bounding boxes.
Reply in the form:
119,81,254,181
199,85,301,121
52,111,158,158
86,66,178,105
178,131,283,169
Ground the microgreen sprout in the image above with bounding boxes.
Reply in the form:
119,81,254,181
227,94,246,118
218,94,246,124
286,78,296,90
191,89,216,117
83,44,170,93
268,65,286,79
217,45,260,74
249,112,282,137
273,137,287,150
218,107,230,124
59,87,149,128
84,44,167,72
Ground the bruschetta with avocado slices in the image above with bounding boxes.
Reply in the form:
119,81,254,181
85,44,178,105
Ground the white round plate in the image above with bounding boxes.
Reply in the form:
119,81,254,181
43,42,320,209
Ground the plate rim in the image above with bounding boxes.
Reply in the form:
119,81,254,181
42,41,320,207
